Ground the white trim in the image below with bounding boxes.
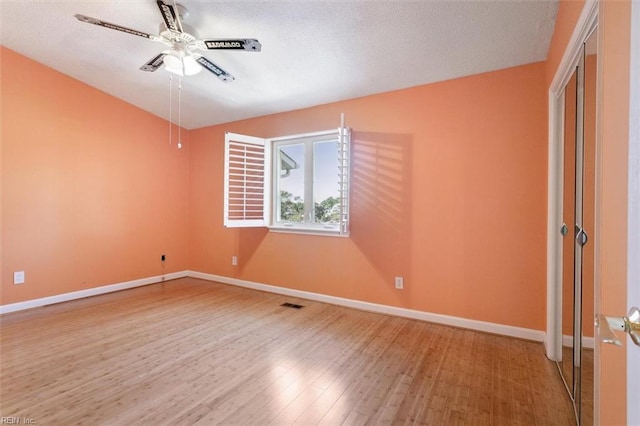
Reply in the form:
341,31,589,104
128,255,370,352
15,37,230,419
546,0,598,361
549,0,599,94
0,271,188,315
187,271,546,342
563,334,595,349
271,127,350,236
268,226,348,238
546,90,565,360
269,128,338,143
1,270,545,343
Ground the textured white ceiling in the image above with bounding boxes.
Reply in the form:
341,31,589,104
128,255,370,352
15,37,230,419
1,1,558,129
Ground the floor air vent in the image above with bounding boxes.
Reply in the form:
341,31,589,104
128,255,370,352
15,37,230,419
280,302,305,309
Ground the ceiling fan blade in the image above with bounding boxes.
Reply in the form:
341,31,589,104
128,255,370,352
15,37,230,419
156,0,183,33
199,39,262,52
194,56,235,82
74,14,161,42
140,53,167,72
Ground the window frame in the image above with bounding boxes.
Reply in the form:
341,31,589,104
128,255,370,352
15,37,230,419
224,127,350,237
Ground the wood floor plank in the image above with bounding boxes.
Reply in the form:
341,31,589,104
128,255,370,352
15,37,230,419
0,278,576,425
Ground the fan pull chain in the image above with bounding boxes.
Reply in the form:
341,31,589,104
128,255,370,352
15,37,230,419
169,75,173,145
177,77,182,149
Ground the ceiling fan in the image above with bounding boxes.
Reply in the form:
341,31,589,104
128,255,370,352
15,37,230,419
74,0,261,81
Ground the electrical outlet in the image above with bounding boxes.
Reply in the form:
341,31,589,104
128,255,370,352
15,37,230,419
232,256,238,266
14,271,25,285
161,254,166,262
394,276,404,289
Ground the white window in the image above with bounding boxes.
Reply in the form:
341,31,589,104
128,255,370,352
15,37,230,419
224,128,350,236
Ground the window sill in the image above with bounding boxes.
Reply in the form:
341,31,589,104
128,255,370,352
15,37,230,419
268,225,349,238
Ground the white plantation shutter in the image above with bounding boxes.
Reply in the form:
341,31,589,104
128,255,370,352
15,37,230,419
224,133,271,227
338,127,351,235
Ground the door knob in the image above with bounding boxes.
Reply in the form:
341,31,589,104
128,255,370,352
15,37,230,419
596,307,640,346
576,227,589,246
560,223,569,237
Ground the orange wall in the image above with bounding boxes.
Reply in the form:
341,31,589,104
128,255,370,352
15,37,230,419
1,47,190,305
597,1,631,424
189,61,549,331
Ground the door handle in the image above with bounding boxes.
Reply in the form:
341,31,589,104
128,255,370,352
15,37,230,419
576,227,589,246
560,223,569,237
596,307,640,346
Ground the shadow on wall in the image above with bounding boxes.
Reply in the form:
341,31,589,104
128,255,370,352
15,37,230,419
350,132,413,287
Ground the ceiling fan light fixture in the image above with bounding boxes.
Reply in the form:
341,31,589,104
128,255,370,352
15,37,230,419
163,51,184,75
163,51,202,76
182,55,202,76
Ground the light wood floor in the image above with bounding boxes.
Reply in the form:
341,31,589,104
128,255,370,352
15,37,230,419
1,278,575,425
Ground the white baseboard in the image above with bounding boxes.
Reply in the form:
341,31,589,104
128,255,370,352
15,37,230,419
0,271,188,315
187,271,546,343
562,333,595,349
1,270,548,343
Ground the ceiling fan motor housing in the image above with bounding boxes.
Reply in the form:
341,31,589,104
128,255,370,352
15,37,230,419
159,23,199,49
